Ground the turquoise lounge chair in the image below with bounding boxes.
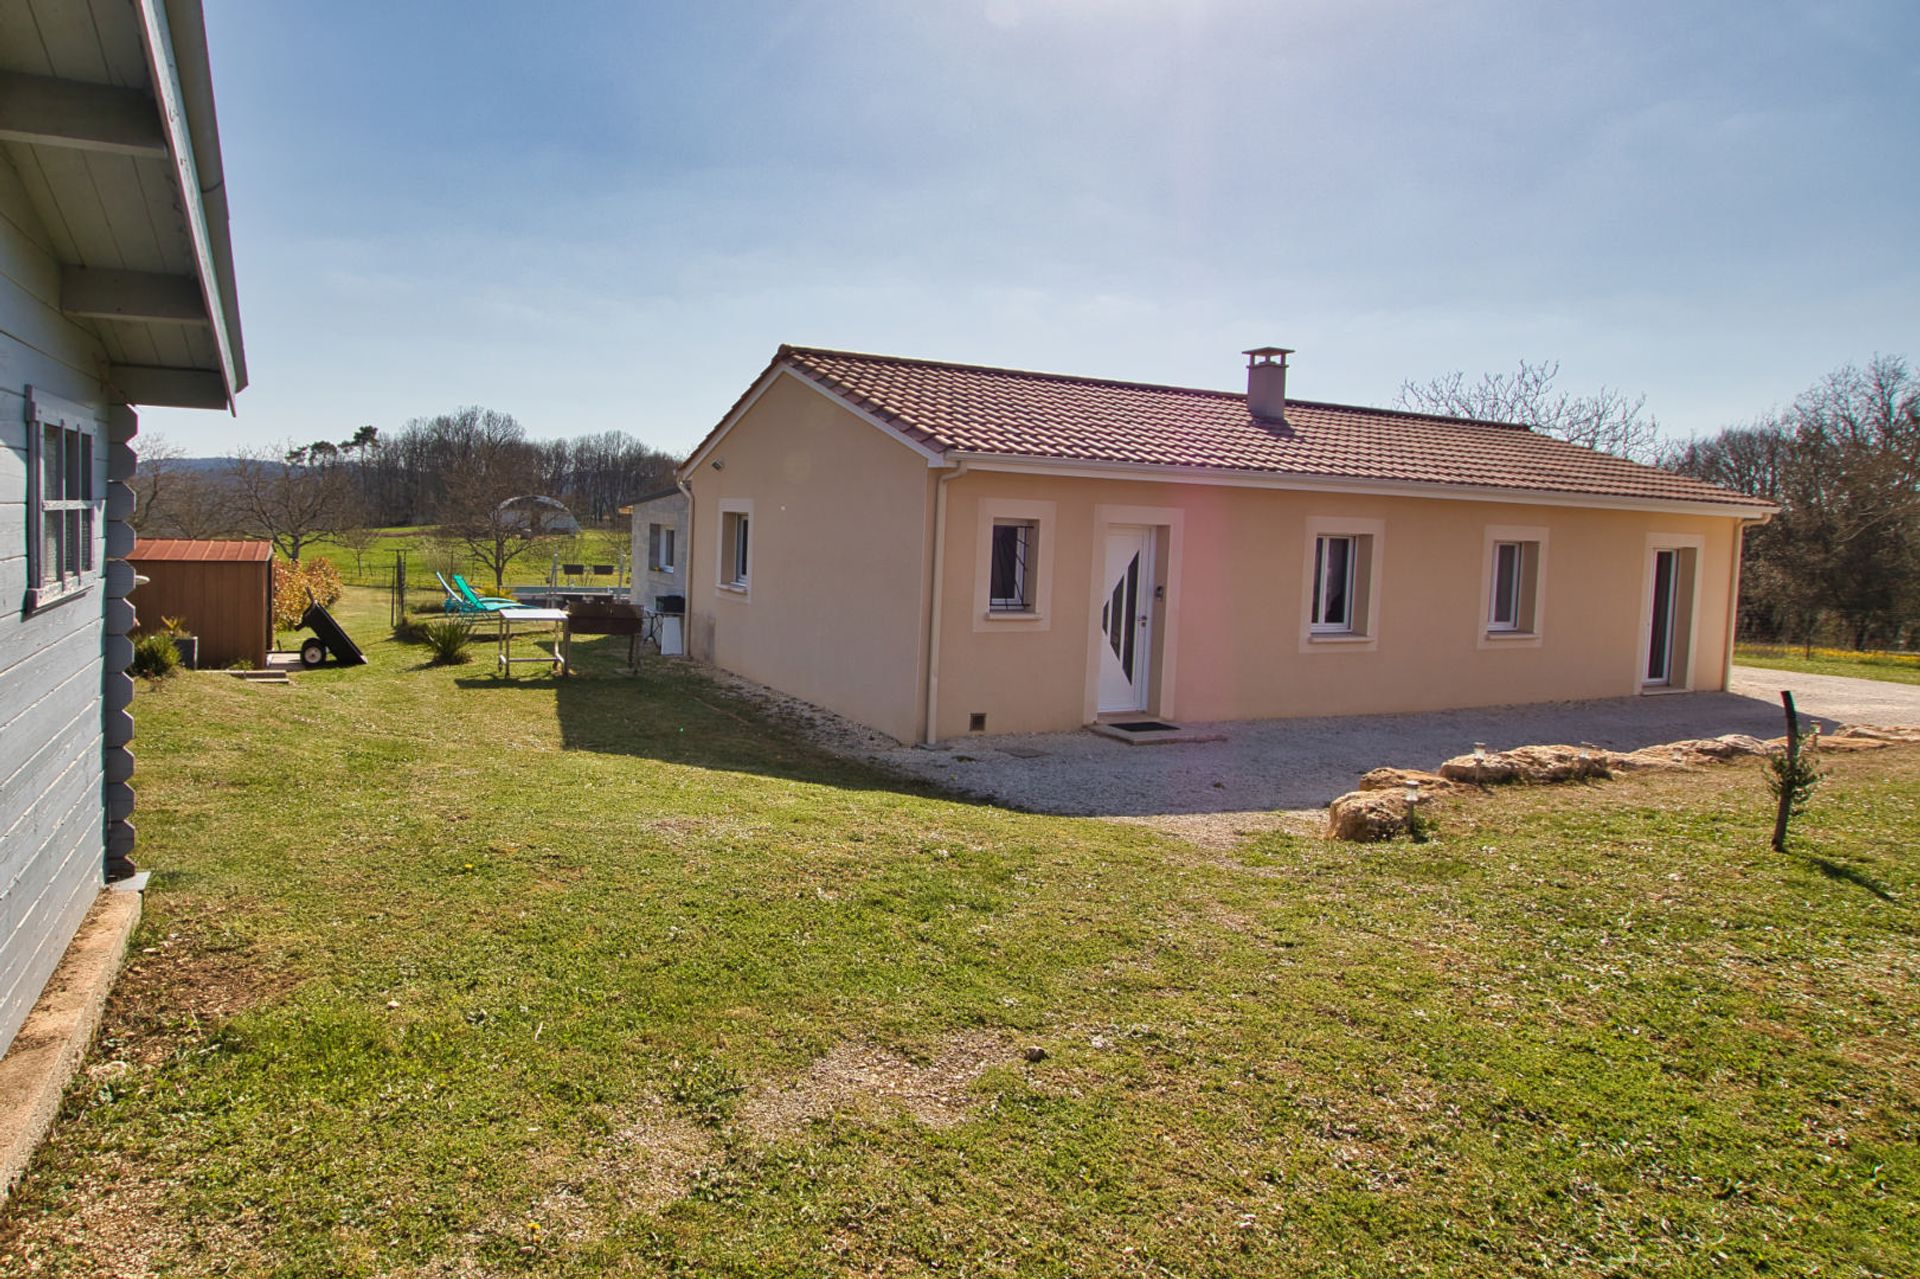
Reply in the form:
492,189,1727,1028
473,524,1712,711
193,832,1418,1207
454,574,520,611
437,571,517,613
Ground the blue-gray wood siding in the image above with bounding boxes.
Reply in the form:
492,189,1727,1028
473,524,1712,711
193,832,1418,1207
0,143,114,1058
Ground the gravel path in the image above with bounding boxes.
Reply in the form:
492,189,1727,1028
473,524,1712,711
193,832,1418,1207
859,667,1920,819
707,662,1920,839
1727,664,1920,725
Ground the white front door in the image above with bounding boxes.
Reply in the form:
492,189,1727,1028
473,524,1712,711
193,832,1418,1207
1097,527,1154,714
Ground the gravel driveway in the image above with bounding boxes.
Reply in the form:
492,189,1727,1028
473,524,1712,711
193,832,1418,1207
860,667,1920,819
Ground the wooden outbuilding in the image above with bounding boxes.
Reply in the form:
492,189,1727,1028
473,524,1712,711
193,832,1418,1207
129,540,274,669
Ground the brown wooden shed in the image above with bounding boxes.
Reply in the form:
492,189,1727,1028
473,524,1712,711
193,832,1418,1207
128,540,274,669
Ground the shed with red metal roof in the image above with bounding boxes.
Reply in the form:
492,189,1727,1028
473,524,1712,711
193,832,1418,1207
129,540,274,669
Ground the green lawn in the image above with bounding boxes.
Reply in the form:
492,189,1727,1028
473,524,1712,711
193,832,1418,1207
1736,643,1920,687
302,524,632,590
4,587,1917,1277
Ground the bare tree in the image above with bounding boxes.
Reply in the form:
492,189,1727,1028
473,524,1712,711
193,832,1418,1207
1768,356,1920,648
1397,359,1661,461
358,412,674,529
334,522,384,582
1659,421,1793,499
431,409,548,592
130,437,238,538
226,441,358,562
1667,354,1920,649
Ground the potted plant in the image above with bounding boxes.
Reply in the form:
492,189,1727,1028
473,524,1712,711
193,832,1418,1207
159,615,199,669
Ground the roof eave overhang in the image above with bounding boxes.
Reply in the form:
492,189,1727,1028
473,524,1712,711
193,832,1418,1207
949,451,1778,519
136,0,245,409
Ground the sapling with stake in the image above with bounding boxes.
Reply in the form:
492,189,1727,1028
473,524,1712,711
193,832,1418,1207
1768,690,1823,852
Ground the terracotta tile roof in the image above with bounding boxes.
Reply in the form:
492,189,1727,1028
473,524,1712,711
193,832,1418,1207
747,346,1769,511
131,539,273,562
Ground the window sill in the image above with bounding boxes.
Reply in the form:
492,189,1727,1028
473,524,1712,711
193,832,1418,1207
23,579,98,616
982,609,1044,622
717,582,749,597
1306,631,1372,645
1483,629,1540,641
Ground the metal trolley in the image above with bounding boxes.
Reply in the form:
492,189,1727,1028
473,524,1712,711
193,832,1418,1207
492,607,572,678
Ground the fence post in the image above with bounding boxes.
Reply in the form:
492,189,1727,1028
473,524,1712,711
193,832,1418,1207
390,548,407,628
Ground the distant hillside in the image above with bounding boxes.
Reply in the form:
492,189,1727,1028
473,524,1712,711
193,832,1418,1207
162,456,244,474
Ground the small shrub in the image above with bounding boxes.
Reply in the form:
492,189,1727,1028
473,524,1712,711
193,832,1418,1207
130,632,181,679
420,619,475,666
158,614,190,637
272,556,345,631
227,658,258,671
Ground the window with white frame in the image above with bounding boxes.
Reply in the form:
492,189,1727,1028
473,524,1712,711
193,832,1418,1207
1482,530,1545,638
648,523,676,573
1310,534,1358,633
721,510,750,588
1301,518,1383,649
988,520,1035,611
26,389,101,610
972,497,1055,631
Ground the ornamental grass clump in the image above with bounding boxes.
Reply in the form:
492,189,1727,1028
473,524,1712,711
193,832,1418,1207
420,619,475,666
130,631,181,679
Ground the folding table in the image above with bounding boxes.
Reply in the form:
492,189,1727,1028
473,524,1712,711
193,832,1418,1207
493,607,571,677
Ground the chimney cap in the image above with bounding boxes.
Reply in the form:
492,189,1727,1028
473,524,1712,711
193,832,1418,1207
1243,346,1294,365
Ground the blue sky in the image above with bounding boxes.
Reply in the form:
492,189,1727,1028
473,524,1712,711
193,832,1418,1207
148,0,1920,455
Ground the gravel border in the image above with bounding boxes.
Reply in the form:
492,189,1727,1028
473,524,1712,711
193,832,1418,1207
691,661,1920,840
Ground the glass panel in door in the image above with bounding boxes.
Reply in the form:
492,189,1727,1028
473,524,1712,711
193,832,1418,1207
1647,550,1676,684
1097,528,1153,714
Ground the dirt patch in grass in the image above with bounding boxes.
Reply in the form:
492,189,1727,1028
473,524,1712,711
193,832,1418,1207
5,1155,172,1277
1106,807,1323,851
97,930,297,1069
572,1103,721,1219
416,1102,725,1273
735,1032,1015,1140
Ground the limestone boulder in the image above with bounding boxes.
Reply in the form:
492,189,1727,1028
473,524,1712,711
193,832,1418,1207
1355,767,1461,796
1812,735,1887,753
1438,744,1611,786
1611,734,1780,772
1684,734,1774,759
1832,724,1920,743
1606,745,1694,772
1327,789,1411,842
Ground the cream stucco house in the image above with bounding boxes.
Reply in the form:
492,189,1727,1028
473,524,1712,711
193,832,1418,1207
677,345,1774,746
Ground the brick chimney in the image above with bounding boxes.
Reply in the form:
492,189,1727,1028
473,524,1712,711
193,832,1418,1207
1244,346,1293,422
